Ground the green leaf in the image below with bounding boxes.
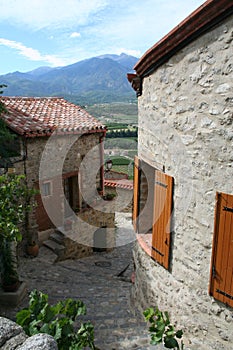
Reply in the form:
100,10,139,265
40,323,50,334
164,336,179,349
166,325,175,337
16,309,31,327
40,303,56,323
28,319,41,335
176,330,183,339
164,311,170,326
150,333,163,344
143,307,155,321
53,322,62,340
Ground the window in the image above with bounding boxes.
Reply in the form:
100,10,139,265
209,192,233,307
41,182,52,197
63,175,80,217
133,156,174,270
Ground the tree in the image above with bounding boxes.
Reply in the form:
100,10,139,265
0,84,20,159
0,84,6,112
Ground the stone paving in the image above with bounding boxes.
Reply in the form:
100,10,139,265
0,222,162,349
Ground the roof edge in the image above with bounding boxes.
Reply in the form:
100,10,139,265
134,0,233,77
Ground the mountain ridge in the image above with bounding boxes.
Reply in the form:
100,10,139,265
0,53,138,104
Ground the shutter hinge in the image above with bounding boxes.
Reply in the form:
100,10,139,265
152,246,164,257
155,181,167,189
223,206,233,213
216,289,233,301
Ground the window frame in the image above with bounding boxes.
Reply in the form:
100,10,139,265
41,181,52,197
133,156,174,270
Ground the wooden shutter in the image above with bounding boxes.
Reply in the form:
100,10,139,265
133,156,140,232
151,170,173,270
209,192,233,307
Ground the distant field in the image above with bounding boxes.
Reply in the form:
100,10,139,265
85,102,138,125
85,102,138,178
104,137,137,150
104,155,134,179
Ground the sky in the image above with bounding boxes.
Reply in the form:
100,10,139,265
0,0,205,75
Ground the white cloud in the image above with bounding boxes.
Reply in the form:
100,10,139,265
0,0,108,29
114,48,141,58
0,38,66,66
70,32,81,38
0,0,205,74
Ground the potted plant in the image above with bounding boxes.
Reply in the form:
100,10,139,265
103,192,116,201
26,240,39,257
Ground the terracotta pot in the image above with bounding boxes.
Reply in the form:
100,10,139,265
27,244,39,257
2,280,20,292
64,220,72,231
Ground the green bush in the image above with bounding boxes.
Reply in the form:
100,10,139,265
16,290,98,350
144,307,184,349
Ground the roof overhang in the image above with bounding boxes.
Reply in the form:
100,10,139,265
133,0,233,78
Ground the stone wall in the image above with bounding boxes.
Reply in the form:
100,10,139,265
62,205,116,256
0,317,57,349
104,170,129,180
16,132,104,235
132,14,233,349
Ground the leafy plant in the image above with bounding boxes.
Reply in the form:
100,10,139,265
103,193,116,200
16,290,98,350
0,174,35,242
0,240,19,288
0,84,20,158
144,307,184,349
0,174,36,289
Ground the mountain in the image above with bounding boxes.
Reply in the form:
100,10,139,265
0,53,138,104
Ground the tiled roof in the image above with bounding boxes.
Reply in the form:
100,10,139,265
1,97,106,137
133,0,233,77
104,179,133,190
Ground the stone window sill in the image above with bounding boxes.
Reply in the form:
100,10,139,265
137,233,153,257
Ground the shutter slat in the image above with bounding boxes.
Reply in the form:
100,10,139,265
151,171,173,270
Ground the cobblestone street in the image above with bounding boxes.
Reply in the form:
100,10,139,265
0,214,160,350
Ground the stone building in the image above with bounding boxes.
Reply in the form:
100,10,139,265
128,0,233,348
0,97,115,254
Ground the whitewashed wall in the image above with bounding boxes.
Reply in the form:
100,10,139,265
132,14,233,349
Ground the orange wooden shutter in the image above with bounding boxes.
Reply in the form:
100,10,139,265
151,170,173,270
209,192,233,307
133,156,140,232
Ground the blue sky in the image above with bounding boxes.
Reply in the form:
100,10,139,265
0,0,204,75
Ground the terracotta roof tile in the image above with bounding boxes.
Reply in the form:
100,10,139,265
104,179,133,190
1,97,106,137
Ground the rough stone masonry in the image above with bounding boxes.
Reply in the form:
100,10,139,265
0,317,58,349
132,12,233,350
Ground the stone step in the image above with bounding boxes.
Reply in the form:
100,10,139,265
37,246,58,264
49,231,65,244
43,240,65,259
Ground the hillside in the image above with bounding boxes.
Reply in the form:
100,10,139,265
0,53,138,104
